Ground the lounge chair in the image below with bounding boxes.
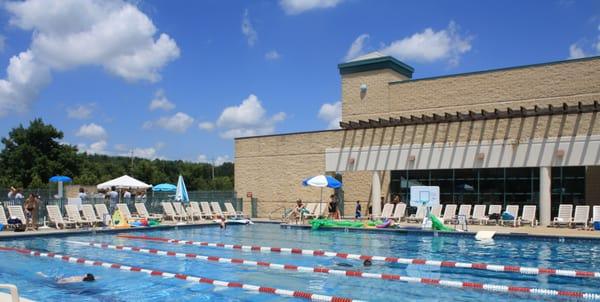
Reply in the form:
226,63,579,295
572,205,590,229
469,204,488,225
172,202,189,220
162,202,184,222
200,202,215,218
391,203,406,221
65,204,92,227
94,204,110,220
7,206,27,225
407,206,426,223
225,202,246,219
116,204,138,222
500,205,519,227
314,203,328,218
552,204,573,227
191,202,210,219
441,204,457,223
520,205,537,227
591,206,600,226
303,203,319,220
135,203,163,220
0,205,12,230
46,205,76,229
487,204,502,225
81,205,102,226
430,204,442,218
376,203,394,220
210,202,231,218
454,204,472,223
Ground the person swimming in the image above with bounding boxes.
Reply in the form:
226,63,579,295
37,272,96,284
335,259,373,267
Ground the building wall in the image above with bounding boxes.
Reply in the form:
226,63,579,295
344,58,600,121
236,57,600,217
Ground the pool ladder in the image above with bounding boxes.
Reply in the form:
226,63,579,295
0,284,29,302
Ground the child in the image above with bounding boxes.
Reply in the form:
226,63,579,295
355,201,362,219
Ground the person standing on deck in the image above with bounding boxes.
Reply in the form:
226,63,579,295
108,187,118,213
24,193,39,230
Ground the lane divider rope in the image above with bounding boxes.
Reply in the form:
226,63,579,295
0,246,361,302
71,240,600,300
117,234,600,279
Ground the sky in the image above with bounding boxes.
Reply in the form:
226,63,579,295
0,0,598,164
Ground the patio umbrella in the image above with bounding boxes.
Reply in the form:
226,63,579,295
302,175,342,212
175,175,189,202
152,183,177,192
49,175,72,198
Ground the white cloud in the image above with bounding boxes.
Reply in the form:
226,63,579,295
78,140,108,155
568,43,586,59
198,121,215,131
196,154,209,163
344,34,369,61
380,21,472,66
0,0,179,116
145,112,194,133
216,94,285,139
67,103,94,119
265,50,281,60
132,147,157,159
280,0,345,15
215,155,231,165
75,123,107,140
241,9,257,47
318,101,342,129
115,142,163,159
196,154,232,165
149,89,175,111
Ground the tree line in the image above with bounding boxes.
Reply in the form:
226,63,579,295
0,119,234,191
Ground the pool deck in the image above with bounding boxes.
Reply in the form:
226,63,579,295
281,220,600,241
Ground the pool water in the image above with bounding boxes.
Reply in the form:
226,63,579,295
1,224,599,301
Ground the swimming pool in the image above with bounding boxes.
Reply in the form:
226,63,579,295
1,223,599,301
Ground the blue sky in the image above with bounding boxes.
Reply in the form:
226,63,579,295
0,0,598,164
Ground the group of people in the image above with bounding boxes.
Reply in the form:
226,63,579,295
288,193,405,223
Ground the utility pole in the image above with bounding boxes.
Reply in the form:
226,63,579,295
211,157,215,180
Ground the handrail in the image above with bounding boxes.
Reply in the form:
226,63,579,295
0,284,20,302
268,206,288,221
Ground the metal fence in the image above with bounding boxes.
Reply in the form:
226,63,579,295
1,189,240,224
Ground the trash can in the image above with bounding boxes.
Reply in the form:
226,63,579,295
593,221,600,231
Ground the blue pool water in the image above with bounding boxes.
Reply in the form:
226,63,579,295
1,224,599,301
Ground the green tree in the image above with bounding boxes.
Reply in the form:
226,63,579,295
0,119,79,188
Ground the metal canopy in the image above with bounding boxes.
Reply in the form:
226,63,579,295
339,101,600,130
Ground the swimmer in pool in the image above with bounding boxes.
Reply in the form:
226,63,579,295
335,259,373,267
37,272,96,284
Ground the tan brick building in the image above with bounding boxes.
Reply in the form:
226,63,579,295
235,52,600,225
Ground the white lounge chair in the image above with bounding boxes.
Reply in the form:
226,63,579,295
520,205,537,227
191,202,210,219
303,203,320,220
81,205,101,226
46,205,76,229
469,205,488,225
116,204,138,222
200,202,215,218
591,206,600,225
455,204,472,223
377,203,394,220
500,205,519,227
572,205,590,228
407,206,426,223
135,203,163,220
162,202,184,222
552,204,573,227
487,204,502,224
391,203,406,221
0,205,10,230
430,204,442,218
65,204,92,227
210,202,231,218
225,202,246,219
7,206,27,225
441,204,457,223
172,202,189,220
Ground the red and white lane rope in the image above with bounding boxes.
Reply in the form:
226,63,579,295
0,246,361,302
117,234,600,279
70,240,600,300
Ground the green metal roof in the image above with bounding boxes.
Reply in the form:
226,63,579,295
338,56,414,78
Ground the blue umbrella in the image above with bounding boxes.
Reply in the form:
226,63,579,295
302,175,342,188
175,175,189,202
152,183,177,192
49,175,72,183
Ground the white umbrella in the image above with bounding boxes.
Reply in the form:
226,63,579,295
96,175,152,190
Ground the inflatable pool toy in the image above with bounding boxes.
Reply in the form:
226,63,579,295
111,209,130,229
310,219,377,230
226,219,254,225
429,214,454,232
376,219,393,228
